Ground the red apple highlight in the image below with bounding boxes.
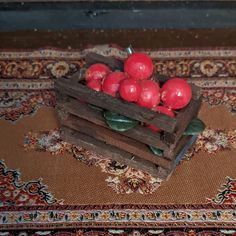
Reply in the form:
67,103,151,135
161,78,192,109
119,78,141,102
85,63,111,82
87,79,102,92
124,52,154,80
137,80,160,108
102,72,127,97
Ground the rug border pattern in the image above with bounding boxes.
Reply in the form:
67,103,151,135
0,204,235,230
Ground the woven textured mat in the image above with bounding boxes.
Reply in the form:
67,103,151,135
0,45,235,234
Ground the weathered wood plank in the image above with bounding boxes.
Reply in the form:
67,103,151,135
85,52,124,71
61,113,173,169
61,126,170,179
175,96,202,140
163,95,202,144
57,98,192,161
56,96,170,151
164,135,191,160
191,84,202,100
55,77,177,133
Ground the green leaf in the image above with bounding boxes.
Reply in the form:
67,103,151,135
104,111,138,132
184,118,205,135
149,145,163,156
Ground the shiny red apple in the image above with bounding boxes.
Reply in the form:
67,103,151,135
87,79,102,92
102,72,127,97
161,78,192,109
147,106,175,132
124,52,154,80
137,80,160,108
85,63,111,82
119,78,141,102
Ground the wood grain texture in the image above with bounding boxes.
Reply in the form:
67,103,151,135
61,113,173,169
61,126,170,179
163,94,202,144
55,77,177,133
85,52,124,71
55,53,202,178
1,29,236,49
57,97,196,161
56,96,170,150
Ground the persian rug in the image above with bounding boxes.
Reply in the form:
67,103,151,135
0,45,236,235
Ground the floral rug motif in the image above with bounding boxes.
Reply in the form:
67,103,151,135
185,128,236,159
0,47,236,122
0,89,235,123
0,88,235,123
1,203,235,230
0,47,236,231
0,58,84,79
202,88,236,114
208,177,236,204
0,228,234,235
23,129,162,195
23,127,236,195
0,160,63,206
0,90,55,121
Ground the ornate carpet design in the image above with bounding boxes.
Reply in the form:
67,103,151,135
0,46,235,123
209,177,236,204
23,128,236,195
0,229,235,235
0,160,63,207
1,204,236,229
0,46,235,233
0,90,55,121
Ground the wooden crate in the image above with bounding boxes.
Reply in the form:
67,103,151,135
55,53,202,180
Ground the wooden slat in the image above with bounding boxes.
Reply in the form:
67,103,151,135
164,135,198,180
56,96,170,151
60,113,173,169
164,135,191,160
191,84,202,100
85,52,124,71
55,77,177,133
175,96,202,140
56,99,192,160
61,126,170,180
163,95,202,144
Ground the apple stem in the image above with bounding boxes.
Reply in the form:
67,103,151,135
126,45,135,55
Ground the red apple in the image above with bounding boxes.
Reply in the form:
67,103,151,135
87,79,102,92
102,72,127,97
161,78,192,109
137,80,160,108
147,106,175,132
85,63,111,82
119,78,141,102
124,52,154,80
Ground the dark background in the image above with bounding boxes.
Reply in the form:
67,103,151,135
0,1,236,49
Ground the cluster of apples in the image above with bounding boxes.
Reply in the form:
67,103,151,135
85,52,192,132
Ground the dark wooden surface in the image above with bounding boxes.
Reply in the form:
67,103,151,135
1,29,236,49
54,49,202,179
61,113,173,169
55,78,178,133
164,93,202,144
61,126,169,179
57,97,194,161
56,97,170,150
85,52,124,71
56,75,201,142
